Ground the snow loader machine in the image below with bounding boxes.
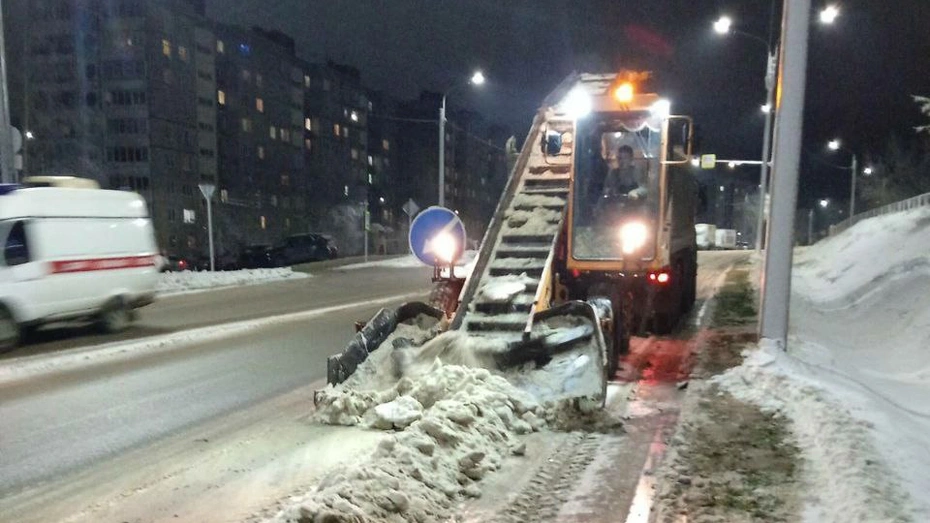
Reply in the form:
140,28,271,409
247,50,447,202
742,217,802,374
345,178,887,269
324,71,698,408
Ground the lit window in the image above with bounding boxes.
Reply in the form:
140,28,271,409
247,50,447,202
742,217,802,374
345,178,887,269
239,43,251,55
260,216,266,229
351,148,359,160
183,209,196,224
258,146,265,159
240,118,252,132
217,90,226,105
178,46,189,62
343,185,349,197
241,69,250,81
216,40,225,53
220,189,228,203
162,39,171,57
382,139,390,151
280,128,290,142
334,123,340,137
270,126,277,139
304,138,312,151
342,127,349,138
255,97,264,112
281,174,290,186
305,117,312,131
323,79,331,91
304,75,311,88
368,155,373,166
350,110,359,122
270,195,277,207
368,173,373,184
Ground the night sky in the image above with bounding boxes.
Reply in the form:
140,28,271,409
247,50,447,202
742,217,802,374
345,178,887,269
208,0,930,209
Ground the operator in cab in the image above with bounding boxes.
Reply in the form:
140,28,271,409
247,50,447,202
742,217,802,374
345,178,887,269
594,144,648,222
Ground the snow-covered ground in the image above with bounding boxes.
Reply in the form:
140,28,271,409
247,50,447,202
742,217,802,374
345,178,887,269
157,268,309,296
718,207,930,522
339,250,478,275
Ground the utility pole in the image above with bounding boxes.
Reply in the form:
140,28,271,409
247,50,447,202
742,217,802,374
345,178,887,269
438,96,446,207
0,0,16,184
759,0,812,349
756,48,778,252
807,209,814,245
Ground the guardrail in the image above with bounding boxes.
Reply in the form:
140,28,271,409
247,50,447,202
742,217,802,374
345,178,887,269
829,191,930,236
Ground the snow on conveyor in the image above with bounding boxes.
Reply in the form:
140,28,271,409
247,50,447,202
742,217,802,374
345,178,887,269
717,207,930,523
157,268,308,295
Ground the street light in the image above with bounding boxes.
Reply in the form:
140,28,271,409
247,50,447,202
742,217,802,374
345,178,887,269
713,15,778,253
820,4,840,24
826,139,859,217
819,198,829,208
438,70,485,208
863,166,874,176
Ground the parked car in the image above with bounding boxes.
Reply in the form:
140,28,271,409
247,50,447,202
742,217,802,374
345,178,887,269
238,244,275,269
0,187,160,349
164,255,191,272
270,233,337,266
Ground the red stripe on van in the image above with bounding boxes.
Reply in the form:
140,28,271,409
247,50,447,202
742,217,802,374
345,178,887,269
50,255,157,274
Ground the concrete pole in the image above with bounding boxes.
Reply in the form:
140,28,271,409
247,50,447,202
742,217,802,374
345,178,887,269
438,96,446,208
0,0,16,184
850,154,857,218
759,0,812,348
363,200,370,262
756,49,778,252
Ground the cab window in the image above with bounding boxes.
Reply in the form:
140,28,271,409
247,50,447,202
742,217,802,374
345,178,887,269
3,221,31,266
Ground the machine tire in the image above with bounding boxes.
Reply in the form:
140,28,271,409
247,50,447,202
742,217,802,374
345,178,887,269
428,280,464,318
98,298,132,334
0,306,20,352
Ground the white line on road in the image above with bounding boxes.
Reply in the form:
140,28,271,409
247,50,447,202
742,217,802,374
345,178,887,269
0,291,426,386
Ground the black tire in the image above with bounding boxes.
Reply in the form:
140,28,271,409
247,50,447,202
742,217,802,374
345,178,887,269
0,306,20,352
98,298,132,334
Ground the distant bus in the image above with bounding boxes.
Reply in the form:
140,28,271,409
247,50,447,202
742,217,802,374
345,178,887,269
21,176,100,189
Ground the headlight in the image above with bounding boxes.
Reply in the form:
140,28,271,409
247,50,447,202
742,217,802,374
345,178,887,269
432,231,459,264
563,87,592,119
619,221,649,255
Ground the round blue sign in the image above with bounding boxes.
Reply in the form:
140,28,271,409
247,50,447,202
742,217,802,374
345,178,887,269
408,206,467,266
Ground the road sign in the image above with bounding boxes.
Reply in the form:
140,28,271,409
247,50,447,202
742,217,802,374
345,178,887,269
700,154,716,169
198,183,216,200
408,206,466,266
402,198,420,217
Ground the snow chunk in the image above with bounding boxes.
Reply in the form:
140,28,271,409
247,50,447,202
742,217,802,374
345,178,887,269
367,395,424,430
157,268,308,295
477,274,537,303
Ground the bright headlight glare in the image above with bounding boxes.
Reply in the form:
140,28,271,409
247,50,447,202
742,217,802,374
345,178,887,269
433,231,458,264
619,221,649,255
564,87,592,119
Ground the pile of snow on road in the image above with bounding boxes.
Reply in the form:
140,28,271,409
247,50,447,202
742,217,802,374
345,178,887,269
279,343,543,521
157,268,307,295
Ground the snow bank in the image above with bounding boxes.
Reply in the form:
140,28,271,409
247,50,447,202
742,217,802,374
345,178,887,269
794,206,930,305
339,250,478,271
714,341,921,523
157,268,307,296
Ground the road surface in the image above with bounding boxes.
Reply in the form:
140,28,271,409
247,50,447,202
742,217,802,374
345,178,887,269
0,252,748,522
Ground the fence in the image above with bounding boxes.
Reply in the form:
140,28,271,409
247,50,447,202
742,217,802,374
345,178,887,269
829,191,930,236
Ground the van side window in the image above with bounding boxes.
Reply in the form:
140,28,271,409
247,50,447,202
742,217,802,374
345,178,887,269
4,221,31,266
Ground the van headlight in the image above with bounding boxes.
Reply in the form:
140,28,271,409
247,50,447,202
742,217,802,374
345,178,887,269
619,221,649,255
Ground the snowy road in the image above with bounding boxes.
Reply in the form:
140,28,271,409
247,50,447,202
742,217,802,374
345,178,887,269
0,264,431,519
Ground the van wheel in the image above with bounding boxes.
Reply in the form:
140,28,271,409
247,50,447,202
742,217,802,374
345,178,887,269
98,299,132,334
0,307,21,352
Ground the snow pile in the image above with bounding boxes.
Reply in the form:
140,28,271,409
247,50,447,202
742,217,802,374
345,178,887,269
157,268,307,295
277,362,543,522
714,341,919,523
476,274,537,303
339,250,478,271
793,206,930,305
503,206,562,236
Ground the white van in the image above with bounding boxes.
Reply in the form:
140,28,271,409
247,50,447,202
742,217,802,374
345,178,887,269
0,187,161,349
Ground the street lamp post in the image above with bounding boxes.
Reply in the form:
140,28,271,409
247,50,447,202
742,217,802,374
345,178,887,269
438,71,484,208
713,15,778,252
827,139,859,218
0,0,15,184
